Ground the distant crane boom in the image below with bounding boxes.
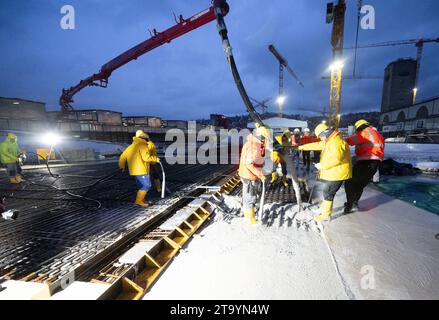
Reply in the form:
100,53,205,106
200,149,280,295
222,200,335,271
268,45,304,88
268,44,304,117
344,37,439,103
250,97,271,114
344,37,439,50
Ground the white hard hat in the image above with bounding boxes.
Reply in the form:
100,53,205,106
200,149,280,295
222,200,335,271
294,128,300,133
304,128,310,132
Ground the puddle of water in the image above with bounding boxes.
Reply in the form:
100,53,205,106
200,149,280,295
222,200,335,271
372,175,439,215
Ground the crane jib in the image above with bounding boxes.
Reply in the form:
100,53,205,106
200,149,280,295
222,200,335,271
60,3,229,112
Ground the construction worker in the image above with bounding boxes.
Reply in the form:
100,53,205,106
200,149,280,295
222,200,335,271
238,125,268,225
270,129,291,187
344,120,385,213
300,128,314,173
0,133,24,184
291,128,301,146
119,130,160,207
298,123,352,222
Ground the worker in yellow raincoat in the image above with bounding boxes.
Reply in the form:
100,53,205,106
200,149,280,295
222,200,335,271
119,130,160,207
298,123,352,222
0,133,25,184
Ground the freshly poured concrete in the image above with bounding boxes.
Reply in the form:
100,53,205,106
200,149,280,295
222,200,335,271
144,183,439,300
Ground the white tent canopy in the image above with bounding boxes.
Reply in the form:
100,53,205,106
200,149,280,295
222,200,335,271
247,117,308,132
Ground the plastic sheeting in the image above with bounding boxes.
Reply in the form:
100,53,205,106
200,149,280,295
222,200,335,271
373,175,439,215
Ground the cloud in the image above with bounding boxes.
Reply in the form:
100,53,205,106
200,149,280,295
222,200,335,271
0,0,438,119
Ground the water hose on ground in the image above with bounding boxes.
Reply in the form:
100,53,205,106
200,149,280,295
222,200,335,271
258,180,265,222
159,161,166,199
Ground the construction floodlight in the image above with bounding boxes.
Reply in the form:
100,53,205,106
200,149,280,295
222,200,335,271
40,132,63,146
329,60,345,71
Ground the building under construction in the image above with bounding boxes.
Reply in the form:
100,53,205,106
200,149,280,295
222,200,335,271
0,0,439,303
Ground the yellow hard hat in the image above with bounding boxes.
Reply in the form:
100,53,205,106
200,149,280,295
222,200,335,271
282,129,291,138
254,124,271,139
355,119,370,129
314,123,329,137
7,133,17,141
135,130,149,139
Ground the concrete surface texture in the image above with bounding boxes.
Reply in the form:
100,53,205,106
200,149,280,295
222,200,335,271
144,183,439,300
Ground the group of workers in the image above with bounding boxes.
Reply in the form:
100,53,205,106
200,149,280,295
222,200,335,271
1,120,384,222
239,119,385,224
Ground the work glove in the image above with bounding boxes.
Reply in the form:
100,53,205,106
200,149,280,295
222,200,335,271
314,163,323,170
156,158,161,163
260,176,266,182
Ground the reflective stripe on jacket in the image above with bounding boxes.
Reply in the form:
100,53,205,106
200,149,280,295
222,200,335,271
239,134,265,181
119,137,159,176
346,127,385,161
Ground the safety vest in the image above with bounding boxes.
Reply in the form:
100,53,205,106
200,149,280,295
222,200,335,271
346,127,385,161
291,134,301,146
300,133,319,146
239,134,265,181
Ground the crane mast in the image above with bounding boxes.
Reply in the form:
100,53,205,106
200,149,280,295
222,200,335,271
326,0,346,129
268,45,304,118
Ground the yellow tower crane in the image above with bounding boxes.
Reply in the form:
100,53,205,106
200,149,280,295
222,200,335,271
326,0,346,130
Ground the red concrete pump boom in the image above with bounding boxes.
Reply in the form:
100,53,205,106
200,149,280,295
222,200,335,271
60,1,230,112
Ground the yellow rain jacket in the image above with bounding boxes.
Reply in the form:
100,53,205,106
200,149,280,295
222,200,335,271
0,136,20,164
147,141,157,157
119,137,159,176
299,131,352,181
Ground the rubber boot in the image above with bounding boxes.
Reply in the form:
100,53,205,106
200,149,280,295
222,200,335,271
270,172,277,184
248,208,257,225
243,208,257,225
314,200,333,222
9,177,19,184
154,179,162,193
135,190,150,207
344,201,359,214
282,175,289,187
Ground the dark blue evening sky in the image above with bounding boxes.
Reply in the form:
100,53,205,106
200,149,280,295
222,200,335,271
0,0,438,119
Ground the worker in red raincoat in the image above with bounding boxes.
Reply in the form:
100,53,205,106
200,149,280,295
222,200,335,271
344,119,385,213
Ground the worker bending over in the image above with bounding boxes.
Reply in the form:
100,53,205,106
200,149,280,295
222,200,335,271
299,124,352,222
344,120,385,213
270,129,303,210
238,126,268,225
119,130,160,207
0,133,25,184
270,130,291,187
